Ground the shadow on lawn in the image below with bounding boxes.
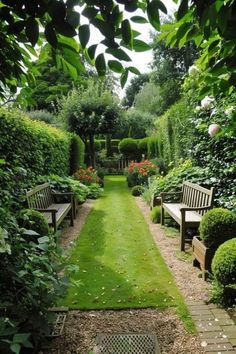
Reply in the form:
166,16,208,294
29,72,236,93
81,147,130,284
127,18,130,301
63,208,139,309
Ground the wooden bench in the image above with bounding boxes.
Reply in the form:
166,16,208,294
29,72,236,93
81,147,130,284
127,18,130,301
160,181,214,251
26,183,74,233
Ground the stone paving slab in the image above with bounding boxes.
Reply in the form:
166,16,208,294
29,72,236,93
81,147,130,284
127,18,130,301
187,301,236,353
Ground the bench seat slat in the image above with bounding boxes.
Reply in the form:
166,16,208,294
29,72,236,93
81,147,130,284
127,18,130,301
42,203,71,225
163,203,202,224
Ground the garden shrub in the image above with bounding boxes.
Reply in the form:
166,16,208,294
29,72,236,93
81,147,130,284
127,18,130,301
70,134,85,174
212,238,236,286
38,174,89,203
147,136,159,159
149,160,209,199
138,137,149,157
28,109,55,124
74,166,100,185
0,108,73,177
0,213,65,353
199,208,236,248
87,183,104,199
18,209,50,239
118,138,139,160
150,206,161,223
131,185,145,196
94,140,102,152
126,160,158,187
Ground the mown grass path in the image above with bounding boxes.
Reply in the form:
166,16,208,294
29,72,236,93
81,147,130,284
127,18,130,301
62,176,194,330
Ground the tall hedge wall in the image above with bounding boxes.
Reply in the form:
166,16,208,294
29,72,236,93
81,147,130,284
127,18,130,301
0,108,84,177
155,99,194,166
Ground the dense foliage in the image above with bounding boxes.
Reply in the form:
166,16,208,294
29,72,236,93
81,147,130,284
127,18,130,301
0,108,72,178
150,206,161,224
199,208,236,249
131,185,145,197
0,213,65,353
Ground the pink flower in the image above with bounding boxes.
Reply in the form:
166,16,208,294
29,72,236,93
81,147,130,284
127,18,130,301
208,123,220,137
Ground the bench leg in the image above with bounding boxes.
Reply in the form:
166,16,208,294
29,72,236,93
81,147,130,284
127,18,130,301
180,223,186,251
70,208,74,227
161,206,165,226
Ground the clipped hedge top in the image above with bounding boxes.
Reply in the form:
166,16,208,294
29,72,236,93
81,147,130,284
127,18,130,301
199,208,236,248
212,238,236,286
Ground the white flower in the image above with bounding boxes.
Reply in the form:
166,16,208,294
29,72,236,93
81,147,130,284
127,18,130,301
188,65,199,76
208,123,220,137
225,106,234,115
201,96,215,109
195,106,202,112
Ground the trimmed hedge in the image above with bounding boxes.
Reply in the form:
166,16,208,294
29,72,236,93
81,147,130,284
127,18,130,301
70,134,85,174
0,108,84,177
212,238,236,286
199,208,236,249
119,138,139,159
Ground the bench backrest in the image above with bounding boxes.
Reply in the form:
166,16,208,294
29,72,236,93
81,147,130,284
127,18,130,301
182,181,214,215
26,183,53,209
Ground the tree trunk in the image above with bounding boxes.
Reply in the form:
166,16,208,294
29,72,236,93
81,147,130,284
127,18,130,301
106,134,112,157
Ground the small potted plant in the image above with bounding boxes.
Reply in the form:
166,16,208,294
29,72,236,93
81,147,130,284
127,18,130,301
192,208,236,280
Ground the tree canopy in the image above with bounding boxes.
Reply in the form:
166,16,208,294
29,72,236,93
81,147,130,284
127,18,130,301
1,0,236,102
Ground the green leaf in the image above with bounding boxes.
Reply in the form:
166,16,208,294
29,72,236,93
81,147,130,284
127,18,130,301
91,18,114,39
121,19,132,45
82,6,98,20
10,343,20,354
79,24,90,49
108,60,124,73
55,22,77,37
13,333,30,344
66,10,80,28
48,1,66,22
133,39,151,52
156,0,167,14
128,66,140,75
106,48,131,61
64,48,86,73
64,59,78,80
177,0,188,21
45,22,58,48
88,44,97,60
37,236,50,244
25,17,39,46
95,53,106,76
147,0,160,31
130,16,148,24
176,23,192,40
120,69,128,88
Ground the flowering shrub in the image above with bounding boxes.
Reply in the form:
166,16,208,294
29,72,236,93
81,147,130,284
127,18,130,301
126,160,158,187
74,166,100,186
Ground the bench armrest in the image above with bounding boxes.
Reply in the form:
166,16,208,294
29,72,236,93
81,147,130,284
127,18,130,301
160,191,183,202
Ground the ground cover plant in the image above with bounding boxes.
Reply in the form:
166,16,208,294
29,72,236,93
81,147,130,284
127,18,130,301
61,176,195,332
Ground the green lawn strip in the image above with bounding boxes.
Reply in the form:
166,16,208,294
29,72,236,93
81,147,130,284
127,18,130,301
61,176,195,332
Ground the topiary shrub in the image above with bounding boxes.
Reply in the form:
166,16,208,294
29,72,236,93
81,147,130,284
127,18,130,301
70,134,85,174
212,238,236,286
138,137,149,157
150,206,161,223
118,138,139,160
131,185,144,197
199,208,236,248
18,209,50,239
